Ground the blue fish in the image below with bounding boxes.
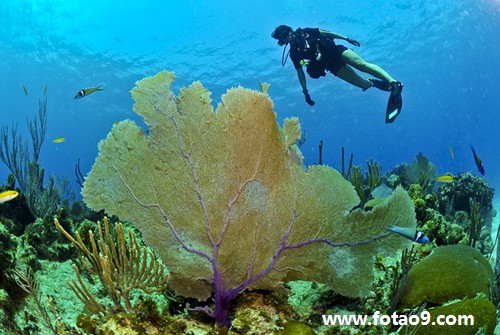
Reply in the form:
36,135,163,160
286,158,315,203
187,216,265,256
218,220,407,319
470,145,485,175
386,226,429,244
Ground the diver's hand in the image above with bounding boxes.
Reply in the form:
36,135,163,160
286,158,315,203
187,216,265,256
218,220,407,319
303,89,315,106
346,38,360,47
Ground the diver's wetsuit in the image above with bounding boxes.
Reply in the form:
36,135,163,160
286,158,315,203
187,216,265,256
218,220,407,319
289,27,348,78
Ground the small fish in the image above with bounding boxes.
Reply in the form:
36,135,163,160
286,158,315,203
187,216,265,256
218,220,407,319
0,190,19,204
43,83,48,96
470,145,485,175
436,173,454,183
52,137,66,143
73,86,103,99
386,226,430,244
449,145,454,159
22,85,28,96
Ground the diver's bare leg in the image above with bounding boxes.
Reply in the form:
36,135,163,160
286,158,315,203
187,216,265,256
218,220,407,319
341,49,396,83
335,65,372,90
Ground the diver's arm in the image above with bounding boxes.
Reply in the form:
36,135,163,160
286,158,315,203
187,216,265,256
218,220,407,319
319,29,360,46
296,67,315,106
319,29,347,40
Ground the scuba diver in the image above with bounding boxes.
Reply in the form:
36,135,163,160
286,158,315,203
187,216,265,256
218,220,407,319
271,25,403,123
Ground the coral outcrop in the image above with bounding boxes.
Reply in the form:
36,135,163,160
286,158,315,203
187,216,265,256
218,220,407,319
396,244,495,309
410,298,497,335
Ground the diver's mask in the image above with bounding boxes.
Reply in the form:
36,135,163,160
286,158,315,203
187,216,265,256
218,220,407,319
277,32,293,46
271,25,294,46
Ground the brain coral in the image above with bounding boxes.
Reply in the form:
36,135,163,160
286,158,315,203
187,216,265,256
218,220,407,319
397,244,495,310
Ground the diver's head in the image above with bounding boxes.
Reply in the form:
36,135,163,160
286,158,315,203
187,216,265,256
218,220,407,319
271,25,294,46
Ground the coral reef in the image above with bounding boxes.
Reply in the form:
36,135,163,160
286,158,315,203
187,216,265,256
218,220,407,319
24,217,73,261
422,209,467,246
401,152,437,193
76,298,193,335
82,70,416,326
405,178,495,249
0,220,22,334
228,292,285,335
281,320,315,335
0,98,63,219
347,159,382,205
54,217,169,314
0,175,34,232
437,172,496,252
396,244,495,310
437,172,494,219
408,298,497,335
1,74,496,334
286,281,332,322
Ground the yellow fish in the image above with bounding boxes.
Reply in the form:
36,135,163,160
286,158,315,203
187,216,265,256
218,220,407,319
436,173,454,183
52,137,66,143
0,190,19,204
73,86,103,99
449,145,454,159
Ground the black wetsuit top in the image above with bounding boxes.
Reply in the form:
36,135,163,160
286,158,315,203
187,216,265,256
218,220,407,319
289,27,348,77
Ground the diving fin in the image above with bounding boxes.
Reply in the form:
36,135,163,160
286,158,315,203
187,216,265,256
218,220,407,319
385,82,403,123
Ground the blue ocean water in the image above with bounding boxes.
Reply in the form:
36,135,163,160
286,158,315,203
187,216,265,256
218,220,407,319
1,0,499,197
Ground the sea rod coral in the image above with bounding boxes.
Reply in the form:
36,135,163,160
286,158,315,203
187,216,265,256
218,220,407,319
82,71,415,327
